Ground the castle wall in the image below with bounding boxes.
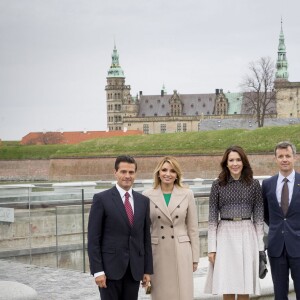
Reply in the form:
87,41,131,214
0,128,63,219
1,154,299,182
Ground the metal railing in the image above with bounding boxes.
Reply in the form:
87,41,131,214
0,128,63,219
0,184,209,272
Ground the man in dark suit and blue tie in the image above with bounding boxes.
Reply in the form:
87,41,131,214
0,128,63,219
88,155,153,300
262,141,300,300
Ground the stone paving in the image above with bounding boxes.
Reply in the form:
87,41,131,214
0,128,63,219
0,258,296,300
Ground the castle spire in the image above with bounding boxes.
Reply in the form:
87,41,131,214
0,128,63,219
107,43,125,78
275,18,289,80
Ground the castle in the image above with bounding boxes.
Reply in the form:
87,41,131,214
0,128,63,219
106,21,300,134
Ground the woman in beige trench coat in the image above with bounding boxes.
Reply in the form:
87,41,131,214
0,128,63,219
143,156,199,300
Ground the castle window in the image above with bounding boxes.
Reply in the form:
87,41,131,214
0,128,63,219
202,103,206,108
150,105,153,109
177,123,182,132
209,98,212,101
142,113,145,117
207,111,210,115
154,113,157,116
162,104,165,108
195,111,198,115
157,99,161,103
198,98,201,102
198,122,201,131
160,124,167,133
191,104,194,108
143,124,149,134
145,99,148,103
183,123,187,132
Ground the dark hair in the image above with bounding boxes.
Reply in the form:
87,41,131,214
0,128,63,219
274,141,296,156
114,155,137,171
218,145,253,186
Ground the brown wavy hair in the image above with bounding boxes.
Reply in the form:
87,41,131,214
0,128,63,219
218,145,253,186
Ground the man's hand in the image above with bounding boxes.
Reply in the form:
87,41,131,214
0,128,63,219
208,252,216,265
141,274,151,287
95,274,107,288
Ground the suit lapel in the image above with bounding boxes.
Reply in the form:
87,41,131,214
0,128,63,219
132,190,143,228
288,172,300,215
270,175,282,214
149,187,172,222
167,186,186,215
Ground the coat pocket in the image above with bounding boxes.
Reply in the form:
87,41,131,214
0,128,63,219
101,247,116,254
151,237,159,245
178,235,190,243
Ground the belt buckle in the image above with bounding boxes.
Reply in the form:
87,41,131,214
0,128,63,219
233,217,242,221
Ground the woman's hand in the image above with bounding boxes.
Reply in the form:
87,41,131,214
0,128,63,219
193,262,198,272
208,252,216,265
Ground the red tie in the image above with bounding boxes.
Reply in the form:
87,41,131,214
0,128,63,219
124,192,134,226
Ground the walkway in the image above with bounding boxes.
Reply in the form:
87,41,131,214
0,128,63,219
0,258,296,300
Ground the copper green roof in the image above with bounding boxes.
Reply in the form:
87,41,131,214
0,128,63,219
107,45,125,78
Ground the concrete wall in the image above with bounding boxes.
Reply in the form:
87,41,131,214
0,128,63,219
1,154,299,182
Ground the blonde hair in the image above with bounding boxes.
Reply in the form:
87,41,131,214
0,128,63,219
153,156,184,189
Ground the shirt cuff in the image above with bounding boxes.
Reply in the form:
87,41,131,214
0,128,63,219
94,271,105,278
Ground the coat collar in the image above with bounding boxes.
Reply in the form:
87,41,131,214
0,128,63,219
149,185,187,222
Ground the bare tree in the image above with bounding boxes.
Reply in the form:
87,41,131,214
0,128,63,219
241,57,276,127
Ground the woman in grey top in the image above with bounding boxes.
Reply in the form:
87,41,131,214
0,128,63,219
204,145,264,300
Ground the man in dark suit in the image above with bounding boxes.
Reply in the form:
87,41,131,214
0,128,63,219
88,155,153,300
262,141,300,300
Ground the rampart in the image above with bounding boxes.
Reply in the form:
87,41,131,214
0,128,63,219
0,154,299,182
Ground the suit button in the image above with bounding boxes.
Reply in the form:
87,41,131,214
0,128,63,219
171,236,174,239
284,218,286,221
282,231,284,234
158,216,161,219
161,226,164,229
162,236,165,239
177,205,180,208
155,205,158,208
170,225,174,228
176,216,179,218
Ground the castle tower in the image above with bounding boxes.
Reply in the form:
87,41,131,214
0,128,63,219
105,44,132,131
275,20,300,119
275,19,289,81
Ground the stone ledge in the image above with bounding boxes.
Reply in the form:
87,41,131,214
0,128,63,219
0,281,37,300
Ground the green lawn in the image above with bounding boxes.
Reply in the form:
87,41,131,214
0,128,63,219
1,124,299,159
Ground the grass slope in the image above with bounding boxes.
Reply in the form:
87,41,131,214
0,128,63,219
0,124,299,159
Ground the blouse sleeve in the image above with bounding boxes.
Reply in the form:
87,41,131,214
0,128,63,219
208,180,220,253
252,179,265,251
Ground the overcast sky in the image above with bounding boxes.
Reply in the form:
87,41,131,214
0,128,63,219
0,0,299,140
